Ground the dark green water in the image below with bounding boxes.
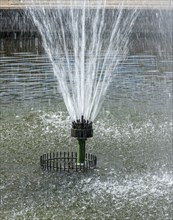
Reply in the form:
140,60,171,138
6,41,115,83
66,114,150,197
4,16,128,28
0,37,173,219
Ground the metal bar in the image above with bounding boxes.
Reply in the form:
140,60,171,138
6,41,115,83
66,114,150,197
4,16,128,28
91,154,93,168
46,153,49,170
40,155,42,168
43,154,46,169
60,152,62,172
95,156,97,168
56,152,58,171
68,152,69,172
72,152,74,170
53,152,55,170
89,154,90,169
50,152,52,170
75,152,77,171
64,152,66,171
85,153,88,169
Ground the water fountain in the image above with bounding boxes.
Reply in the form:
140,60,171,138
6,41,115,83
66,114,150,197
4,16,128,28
0,0,173,218
25,0,138,170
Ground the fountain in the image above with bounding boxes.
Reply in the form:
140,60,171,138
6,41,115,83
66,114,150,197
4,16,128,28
0,0,173,218
25,0,138,169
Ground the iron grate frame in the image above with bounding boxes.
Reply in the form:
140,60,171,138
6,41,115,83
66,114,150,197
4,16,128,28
40,152,97,172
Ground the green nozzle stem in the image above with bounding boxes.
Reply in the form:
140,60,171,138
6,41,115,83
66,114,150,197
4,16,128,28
77,139,86,164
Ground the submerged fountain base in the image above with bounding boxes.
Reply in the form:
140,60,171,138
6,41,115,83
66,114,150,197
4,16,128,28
40,116,97,172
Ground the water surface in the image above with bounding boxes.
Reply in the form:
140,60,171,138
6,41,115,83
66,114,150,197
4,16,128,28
0,37,173,219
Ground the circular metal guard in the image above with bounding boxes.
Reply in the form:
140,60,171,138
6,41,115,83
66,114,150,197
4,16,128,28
40,152,97,171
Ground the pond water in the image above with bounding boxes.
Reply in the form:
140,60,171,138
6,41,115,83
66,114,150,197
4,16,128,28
0,36,173,219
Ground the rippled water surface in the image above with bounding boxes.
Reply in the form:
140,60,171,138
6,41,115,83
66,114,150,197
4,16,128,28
0,38,173,219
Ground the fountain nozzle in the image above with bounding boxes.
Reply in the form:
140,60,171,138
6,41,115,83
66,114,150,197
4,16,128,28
71,115,93,164
71,115,93,140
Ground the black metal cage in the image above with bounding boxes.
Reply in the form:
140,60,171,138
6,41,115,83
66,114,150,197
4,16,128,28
40,152,97,172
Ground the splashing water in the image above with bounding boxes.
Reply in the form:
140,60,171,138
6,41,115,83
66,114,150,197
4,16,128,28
25,0,138,121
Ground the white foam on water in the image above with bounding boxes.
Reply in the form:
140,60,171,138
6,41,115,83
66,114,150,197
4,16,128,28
38,111,172,142
81,171,173,202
